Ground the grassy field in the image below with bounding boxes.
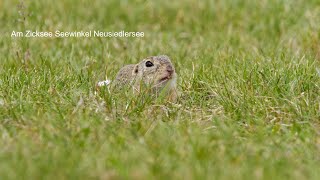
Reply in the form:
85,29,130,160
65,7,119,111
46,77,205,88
1,0,320,179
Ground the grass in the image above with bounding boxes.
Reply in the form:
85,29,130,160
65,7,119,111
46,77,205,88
1,0,320,179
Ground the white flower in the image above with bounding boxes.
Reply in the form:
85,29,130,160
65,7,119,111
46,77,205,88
97,79,111,87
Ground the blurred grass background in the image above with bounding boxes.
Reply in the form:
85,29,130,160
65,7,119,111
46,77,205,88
0,0,320,179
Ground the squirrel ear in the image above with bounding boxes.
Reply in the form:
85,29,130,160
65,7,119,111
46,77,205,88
133,65,139,74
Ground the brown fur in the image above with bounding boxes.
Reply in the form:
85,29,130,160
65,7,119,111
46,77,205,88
114,55,178,101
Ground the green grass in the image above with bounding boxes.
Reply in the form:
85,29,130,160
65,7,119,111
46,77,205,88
1,0,320,179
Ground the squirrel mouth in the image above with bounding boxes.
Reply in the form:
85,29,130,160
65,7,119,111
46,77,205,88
153,74,175,88
159,76,171,83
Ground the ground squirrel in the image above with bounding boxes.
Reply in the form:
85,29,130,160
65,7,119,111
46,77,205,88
113,55,178,101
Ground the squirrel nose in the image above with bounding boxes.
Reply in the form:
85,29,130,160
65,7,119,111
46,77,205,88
167,65,174,74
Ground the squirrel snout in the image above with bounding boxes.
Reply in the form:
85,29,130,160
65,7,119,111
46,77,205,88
166,65,174,74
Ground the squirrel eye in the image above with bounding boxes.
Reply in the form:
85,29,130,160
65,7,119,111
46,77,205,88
145,61,154,67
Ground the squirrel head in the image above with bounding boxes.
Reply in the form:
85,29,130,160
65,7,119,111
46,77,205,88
132,55,177,90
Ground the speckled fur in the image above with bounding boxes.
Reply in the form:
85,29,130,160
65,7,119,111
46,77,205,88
114,55,178,101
